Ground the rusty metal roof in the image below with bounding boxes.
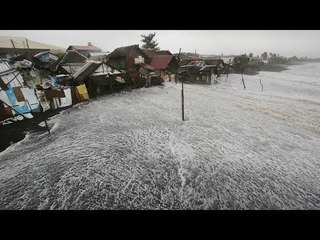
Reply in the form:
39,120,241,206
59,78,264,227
149,55,174,70
142,49,172,59
108,44,144,59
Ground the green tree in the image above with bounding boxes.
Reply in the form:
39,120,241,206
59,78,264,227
248,53,253,58
261,52,268,60
141,32,160,50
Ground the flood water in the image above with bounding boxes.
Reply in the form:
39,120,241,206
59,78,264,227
1,63,320,209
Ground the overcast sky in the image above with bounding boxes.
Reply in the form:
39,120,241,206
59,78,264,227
1,30,320,58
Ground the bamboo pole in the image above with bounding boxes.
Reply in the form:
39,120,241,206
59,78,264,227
25,38,33,62
10,39,18,58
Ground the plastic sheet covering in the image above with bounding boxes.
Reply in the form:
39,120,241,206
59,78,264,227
76,84,89,101
21,87,40,111
0,90,11,106
0,62,24,87
60,88,72,107
5,88,31,115
49,76,60,88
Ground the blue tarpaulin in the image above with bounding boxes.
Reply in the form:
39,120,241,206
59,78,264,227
5,86,30,115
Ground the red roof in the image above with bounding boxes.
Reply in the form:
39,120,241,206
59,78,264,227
68,45,101,52
149,55,174,70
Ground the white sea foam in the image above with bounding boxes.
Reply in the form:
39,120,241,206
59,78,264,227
0,63,320,209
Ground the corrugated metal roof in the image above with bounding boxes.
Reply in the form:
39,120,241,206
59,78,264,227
149,55,174,70
61,63,85,74
68,45,101,52
142,49,156,59
88,52,109,61
60,50,87,64
0,36,66,54
108,44,144,59
142,49,172,59
72,61,101,82
33,51,59,61
49,50,87,72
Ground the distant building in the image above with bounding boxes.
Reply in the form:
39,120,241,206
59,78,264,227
67,42,102,58
106,44,149,86
106,44,147,71
0,36,65,59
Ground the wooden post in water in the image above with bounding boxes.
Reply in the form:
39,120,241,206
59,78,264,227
260,78,264,92
241,67,246,90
